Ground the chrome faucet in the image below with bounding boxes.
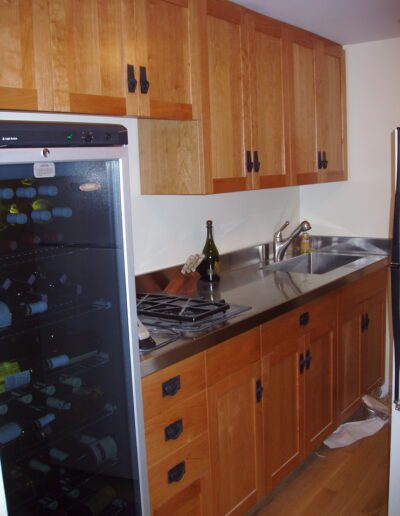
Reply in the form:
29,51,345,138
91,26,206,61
273,220,312,262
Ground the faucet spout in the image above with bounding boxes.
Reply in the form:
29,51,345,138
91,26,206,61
273,220,311,262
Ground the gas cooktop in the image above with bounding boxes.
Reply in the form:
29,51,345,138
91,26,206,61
137,293,251,352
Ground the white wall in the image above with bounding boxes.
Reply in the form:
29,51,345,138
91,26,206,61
0,111,300,274
300,37,400,238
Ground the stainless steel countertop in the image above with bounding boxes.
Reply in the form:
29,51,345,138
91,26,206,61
138,236,390,377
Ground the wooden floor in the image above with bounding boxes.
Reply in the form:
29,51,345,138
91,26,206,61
254,425,390,516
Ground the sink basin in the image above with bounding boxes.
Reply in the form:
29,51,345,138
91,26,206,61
264,252,364,275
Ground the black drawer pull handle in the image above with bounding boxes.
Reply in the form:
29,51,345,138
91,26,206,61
305,349,312,370
162,375,181,397
299,312,310,326
318,151,323,170
254,150,261,172
246,150,253,172
256,379,263,403
322,151,328,169
299,353,305,374
140,66,150,94
168,461,186,484
127,64,137,93
365,313,370,330
164,419,183,441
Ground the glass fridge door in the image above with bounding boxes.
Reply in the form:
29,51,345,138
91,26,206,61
0,149,146,515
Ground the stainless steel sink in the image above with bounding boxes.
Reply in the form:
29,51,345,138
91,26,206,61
263,252,364,275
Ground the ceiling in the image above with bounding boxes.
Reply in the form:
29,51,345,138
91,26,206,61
231,0,400,45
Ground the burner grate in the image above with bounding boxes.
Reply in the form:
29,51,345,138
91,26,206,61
136,293,230,323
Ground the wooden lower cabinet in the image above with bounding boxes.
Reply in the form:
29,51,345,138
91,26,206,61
206,327,263,515
262,337,304,491
362,289,386,393
143,268,387,513
337,269,387,423
304,320,336,455
208,361,263,515
261,294,337,490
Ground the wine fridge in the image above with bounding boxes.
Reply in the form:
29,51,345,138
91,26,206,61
0,122,149,515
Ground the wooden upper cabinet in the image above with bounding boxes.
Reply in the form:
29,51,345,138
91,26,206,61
0,0,53,111
316,42,347,180
288,28,347,184
130,0,202,119
246,13,291,188
288,30,318,181
48,0,127,115
206,0,250,193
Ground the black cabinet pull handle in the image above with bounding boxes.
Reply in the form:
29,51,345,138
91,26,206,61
305,349,312,370
299,312,310,326
127,64,138,93
256,379,263,403
246,150,253,172
168,461,186,483
318,151,323,170
323,151,328,169
164,419,183,441
365,313,370,331
140,66,150,94
299,353,305,374
162,375,181,397
254,151,261,172
361,313,366,333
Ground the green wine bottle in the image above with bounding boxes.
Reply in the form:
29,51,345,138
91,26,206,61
201,220,220,282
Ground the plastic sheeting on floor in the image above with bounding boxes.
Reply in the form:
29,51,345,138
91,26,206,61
323,395,389,449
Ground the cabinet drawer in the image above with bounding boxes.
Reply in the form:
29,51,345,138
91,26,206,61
338,267,387,312
142,353,206,421
145,391,208,466
262,293,337,354
148,433,210,510
206,327,260,386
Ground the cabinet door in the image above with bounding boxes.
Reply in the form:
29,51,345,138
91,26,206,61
316,42,347,181
49,0,127,115
362,290,386,393
262,337,304,492
288,29,318,184
133,0,201,120
304,321,336,455
206,0,251,194
247,14,290,189
208,361,263,515
337,300,363,423
0,0,53,111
